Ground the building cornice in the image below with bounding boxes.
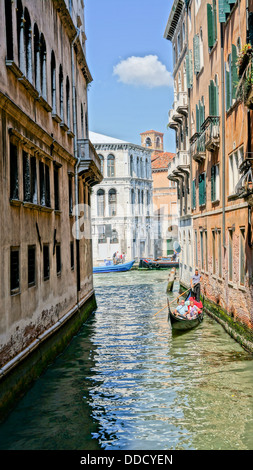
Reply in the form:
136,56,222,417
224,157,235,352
164,0,184,41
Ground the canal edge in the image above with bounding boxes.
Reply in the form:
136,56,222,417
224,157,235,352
179,282,253,354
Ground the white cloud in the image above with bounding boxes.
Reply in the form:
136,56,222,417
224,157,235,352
113,55,173,88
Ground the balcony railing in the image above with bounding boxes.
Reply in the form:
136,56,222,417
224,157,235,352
77,139,103,186
202,116,220,151
235,157,253,205
176,91,188,115
190,132,206,162
168,151,190,178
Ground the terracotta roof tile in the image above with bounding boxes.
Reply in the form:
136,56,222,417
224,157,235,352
151,152,175,169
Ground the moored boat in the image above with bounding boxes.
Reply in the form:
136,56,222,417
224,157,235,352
139,257,179,269
93,260,135,273
168,294,204,331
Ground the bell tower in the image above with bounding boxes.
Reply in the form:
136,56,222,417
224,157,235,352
140,130,164,152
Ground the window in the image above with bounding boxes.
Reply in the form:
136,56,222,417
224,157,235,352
5,0,14,60
211,164,220,201
205,231,208,271
130,156,134,176
177,32,181,56
28,245,36,287
43,245,50,280
137,157,140,177
107,154,115,177
10,142,19,200
200,231,204,270
218,229,222,278
225,44,238,111
97,189,105,217
41,162,51,207
66,76,70,128
54,164,60,210
59,65,63,119
51,51,56,114
145,158,149,178
145,137,152,147
195,230,198,266
209,78,219,116
239,228,246,285
34,24,40,92
193,34,200,74
199,172,206,206
196,98,205,132
131,189,135,214
70,242,74,270
212,230,216,274
68,174,73,214
108,189,116,216
56,244,61,275
98,155,104,175
10,247,20,293
40,34,47,100
207,0,217,50
110,229,118,244
23,152,37,203
228,229,233,282
98,226,106,244
192,179,196,209
229,150,240,195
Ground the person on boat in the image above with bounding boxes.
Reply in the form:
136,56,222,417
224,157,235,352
174,299,189,317
191,268,202,302
186,299,201,319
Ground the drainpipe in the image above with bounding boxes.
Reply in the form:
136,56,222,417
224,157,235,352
71,28,81,294
220,23,226,248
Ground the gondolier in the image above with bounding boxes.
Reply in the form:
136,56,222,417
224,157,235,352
191,268,202,302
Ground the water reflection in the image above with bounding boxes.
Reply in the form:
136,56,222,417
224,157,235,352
0,270,252,450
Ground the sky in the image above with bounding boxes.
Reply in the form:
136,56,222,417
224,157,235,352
85,0,176,152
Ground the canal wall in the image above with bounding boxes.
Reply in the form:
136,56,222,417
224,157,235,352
179,282,253,354
0,291,97,423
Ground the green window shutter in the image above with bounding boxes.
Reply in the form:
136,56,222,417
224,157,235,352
186,51,193,89
192,179,196,209
199,174,203,206
203,172,206,204
225,61,231,111
189,50,193,86
212,0,217,41
211,166,216,201
218,0,230,23
196,104,200,132
231,44,238,100
209,80,216,115
207,4,215,49
193,35,200,74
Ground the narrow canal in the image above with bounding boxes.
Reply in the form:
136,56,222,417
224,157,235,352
0,270,253,450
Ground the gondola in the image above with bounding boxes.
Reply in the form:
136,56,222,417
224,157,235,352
168,292,204,331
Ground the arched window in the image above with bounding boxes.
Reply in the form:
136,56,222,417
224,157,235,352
108,189,117,216
141,190,144,214
131,188,135,214
130,155,134,176
97,189,105,217
81,104,84,138
140,158,143,177
98,154,104,175
59,65,63,119
66,76,70,127
34,24,40,92
145,137,152,147
110,229,119,244
17,1,24,72
145,158,149,178
107,155,115,177
137,157,140,177
40,34,47,100
51,51,56,113
24,8,32,82
5,0,14,60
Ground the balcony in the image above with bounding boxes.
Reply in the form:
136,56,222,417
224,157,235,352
190,132,206,163
168,151,190,179
77,139,103,186
235,157,253,205
168,108,179,130
176,91,188,116
202,116,220,151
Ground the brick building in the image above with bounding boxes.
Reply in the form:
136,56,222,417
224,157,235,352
165,0,253,338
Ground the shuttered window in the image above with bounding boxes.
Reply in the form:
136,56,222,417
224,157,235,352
186,50,193,89
218,0,234,23
196,99,205,132
207,1,217,49
193,35,200,74
10,248,20,293
225,45,238,111
192,179,196,209
211,165,220,202
199,172,206,206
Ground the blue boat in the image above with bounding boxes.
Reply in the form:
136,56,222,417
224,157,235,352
93,260,135,273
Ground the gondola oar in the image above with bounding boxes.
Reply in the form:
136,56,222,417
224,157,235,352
153,287,191,317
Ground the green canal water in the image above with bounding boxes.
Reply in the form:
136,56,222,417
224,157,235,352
0,270,253,450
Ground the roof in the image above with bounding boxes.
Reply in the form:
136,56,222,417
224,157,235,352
89,131,129,144
140,130,164,136
164,0,184,41
151,152,175,170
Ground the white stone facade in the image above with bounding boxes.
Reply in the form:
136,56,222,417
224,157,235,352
90,132,154,265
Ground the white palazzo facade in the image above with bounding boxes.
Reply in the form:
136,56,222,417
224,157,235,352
90,132,154,265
